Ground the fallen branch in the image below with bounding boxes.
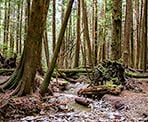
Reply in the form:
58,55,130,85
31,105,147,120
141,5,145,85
75,97,92,106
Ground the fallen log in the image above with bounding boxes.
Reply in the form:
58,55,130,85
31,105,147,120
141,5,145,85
125,71,148,78
78,86,121,99
58,69,92,74
75,97,92,106
1,68,148,79
58,68,148,78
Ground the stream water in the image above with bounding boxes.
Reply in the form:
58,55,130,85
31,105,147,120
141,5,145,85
19,82,126,122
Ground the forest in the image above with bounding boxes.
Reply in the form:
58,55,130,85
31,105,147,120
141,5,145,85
0,0,147,121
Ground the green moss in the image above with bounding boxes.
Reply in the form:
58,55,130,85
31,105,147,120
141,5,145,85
104,82,118,88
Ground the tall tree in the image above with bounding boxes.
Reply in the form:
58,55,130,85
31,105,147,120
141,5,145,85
40,0,74,95
81,0,93,67
111,0,122,60
3,0,11,54
102,0,107,61
93,0,98,66
18,0,24,55
143,0,147,72
139,0,144,69
129,1,134,67
52,0,56,52
58,0,65,68
43,29,50,68
123,0,133,66
16,0,21,54
0,0,50,96
134,0,140,68
74,0,81,68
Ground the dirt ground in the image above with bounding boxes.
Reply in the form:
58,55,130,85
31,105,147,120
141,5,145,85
102,79,148,121
0,76,148,122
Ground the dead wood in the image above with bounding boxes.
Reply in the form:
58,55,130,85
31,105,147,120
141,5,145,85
125,71,148,78
75,97,92,106
78,86,121,99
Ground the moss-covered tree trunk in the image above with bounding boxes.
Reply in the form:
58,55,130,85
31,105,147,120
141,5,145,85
40,0,74,95
0,0,50,96
111,0,122,60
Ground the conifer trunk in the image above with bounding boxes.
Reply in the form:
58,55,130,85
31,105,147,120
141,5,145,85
0,0,50,96
40,0,74,95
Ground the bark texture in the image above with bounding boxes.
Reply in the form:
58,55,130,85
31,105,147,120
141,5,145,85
0,0,50,96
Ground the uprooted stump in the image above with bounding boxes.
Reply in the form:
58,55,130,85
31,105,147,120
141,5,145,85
77,60,125,99
91,60,126,86
78,86,122,99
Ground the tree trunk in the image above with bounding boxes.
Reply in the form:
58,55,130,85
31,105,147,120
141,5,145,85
81,0,93,67
74,0,81,68
52,0,56,52
139,0,144,69
111,0,122,60
3,0,10,54
19,0,24,55
58,0,65,68
134,0,140,68
16,1,21,54
143,0,147,72
43,29,50,68
40,0,74,95
0,0,50,96
129,3,134,68
92,0,98,65
123,0,133,66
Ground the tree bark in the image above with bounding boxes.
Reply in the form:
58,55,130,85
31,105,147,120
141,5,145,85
111,0,122,60
134,0,140,68
81,0,93,67
74,0,81,68
143,0,147,72
52,0,56,52
123,0,133,66
43,29,50,68
0,0,50,96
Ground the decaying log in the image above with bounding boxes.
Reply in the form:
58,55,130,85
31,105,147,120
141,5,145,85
78,86,121,99
126,71,148,78
58,69,92,73
75,97,92,106
1,67,148,79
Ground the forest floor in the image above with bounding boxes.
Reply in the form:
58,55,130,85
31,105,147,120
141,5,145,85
0,75,148,122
